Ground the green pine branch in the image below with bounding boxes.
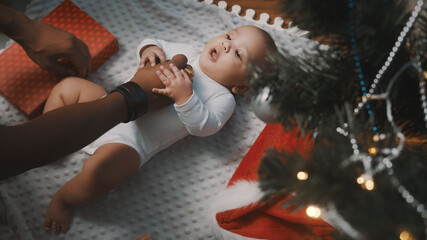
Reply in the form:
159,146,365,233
250,0,427,239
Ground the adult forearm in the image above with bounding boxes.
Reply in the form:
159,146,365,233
0,3,34,42
0,92,127,179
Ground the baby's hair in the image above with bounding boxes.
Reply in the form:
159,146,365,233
246,26,278,80
257,27,278,54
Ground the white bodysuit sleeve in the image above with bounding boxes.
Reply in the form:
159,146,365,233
136,39,196,63
174,92,236,137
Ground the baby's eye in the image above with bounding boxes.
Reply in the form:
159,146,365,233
226,34,231,40
235,50,241,59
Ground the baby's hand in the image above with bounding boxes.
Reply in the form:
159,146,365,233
153,63,193,105
139,45,166,68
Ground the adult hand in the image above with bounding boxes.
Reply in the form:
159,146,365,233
139,45,166,68
19,21,91,78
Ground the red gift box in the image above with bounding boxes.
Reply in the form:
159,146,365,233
0,0,118,118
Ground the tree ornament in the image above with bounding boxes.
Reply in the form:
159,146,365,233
250,86,280,124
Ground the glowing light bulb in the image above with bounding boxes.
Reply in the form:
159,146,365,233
372,135,379,142
400,230,414,240
356,176,365,184
358,174,375,190
297,171,308,180
365,180,375,191
306,206,321,219
368,147,377,155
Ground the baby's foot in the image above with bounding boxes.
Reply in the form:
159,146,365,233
43,194,73,234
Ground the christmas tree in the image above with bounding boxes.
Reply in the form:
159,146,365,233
248,0,427,239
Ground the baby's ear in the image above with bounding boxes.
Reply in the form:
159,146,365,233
231,85,249,95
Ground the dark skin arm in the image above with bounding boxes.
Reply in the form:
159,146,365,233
0,56,187,180
0,3,91,77
0,57,178,180
0,3,98,179
0,92,127,179
0,3,187,179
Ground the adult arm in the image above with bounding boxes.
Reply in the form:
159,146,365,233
0,3,91,78
0,67,170,180
0,92,127,179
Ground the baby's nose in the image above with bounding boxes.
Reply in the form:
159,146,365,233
222,41,230,52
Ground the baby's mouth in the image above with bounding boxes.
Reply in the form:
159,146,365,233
210,48,217,62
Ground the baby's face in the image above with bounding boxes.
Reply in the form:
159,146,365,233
199,25,268,94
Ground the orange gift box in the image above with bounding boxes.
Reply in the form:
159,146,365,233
0,0,118,118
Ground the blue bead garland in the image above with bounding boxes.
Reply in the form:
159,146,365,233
346,1,427,238
343,1,427,238
348,0,379,135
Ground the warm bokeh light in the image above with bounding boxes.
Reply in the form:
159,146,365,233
356,176,365,184
400,230,414,240
306,206,321,219
365,180,375,191
368,147,377,155
372,135,380,142
297,171,308,180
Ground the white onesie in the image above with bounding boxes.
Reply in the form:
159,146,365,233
83,39,236,167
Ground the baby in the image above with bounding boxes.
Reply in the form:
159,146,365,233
42,25,277,234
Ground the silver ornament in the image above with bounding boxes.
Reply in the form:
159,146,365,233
251,86,280,124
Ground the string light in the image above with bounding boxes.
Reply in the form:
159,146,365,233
372,135,380,142
357,175,375,190
348,0,378,135
344,0,427,236
364,179,375,191
297,171,309,180
329,0,427,237
356,175,365,184
415,40,427,129
368,147,377,156
350,0,424,117
306,206,322,218
400,230,414,240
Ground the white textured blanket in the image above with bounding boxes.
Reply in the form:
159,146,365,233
0,1,313,239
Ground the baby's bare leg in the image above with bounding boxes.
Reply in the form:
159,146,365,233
43,76,106,113
43,143,140,234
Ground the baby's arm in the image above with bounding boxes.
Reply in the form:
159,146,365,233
174,92,236,137
136,39,233,136
154,63,235,136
